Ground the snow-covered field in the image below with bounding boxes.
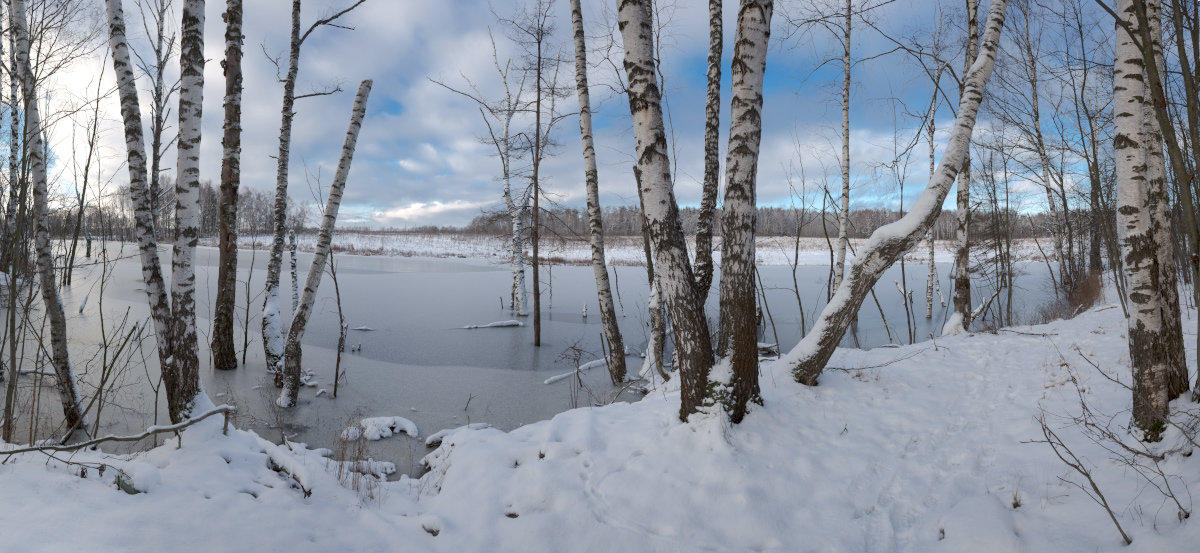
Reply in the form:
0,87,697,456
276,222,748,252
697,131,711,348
207,231,1054,267
4,303,1197,552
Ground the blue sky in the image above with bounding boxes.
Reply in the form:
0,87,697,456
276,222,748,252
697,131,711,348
59,0,1002,228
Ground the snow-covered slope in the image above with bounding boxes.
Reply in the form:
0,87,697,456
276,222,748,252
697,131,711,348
2,304,1197,552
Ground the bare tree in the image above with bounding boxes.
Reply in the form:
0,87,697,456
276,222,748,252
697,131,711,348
262,0,367,378
11,0,87,437
104,0,210,423
212,0,243,371
715,0,773,423
785,0,1010,386
694,0,722,299
951,0,980,333
616,0,714,420
131,0,178,232
568,0,625,383
279,80,372,408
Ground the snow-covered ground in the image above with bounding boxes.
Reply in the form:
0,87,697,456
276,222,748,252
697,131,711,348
207,231,1053,267
3,303,1197,552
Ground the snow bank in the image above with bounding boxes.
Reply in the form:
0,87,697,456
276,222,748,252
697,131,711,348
2,304,1199,552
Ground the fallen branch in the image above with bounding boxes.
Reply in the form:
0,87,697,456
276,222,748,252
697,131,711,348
2,405,236,458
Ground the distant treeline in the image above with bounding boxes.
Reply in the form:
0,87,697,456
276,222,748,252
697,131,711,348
459,206,1065,240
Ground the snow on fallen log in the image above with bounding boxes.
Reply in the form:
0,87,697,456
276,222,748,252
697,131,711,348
460,320,523,329
424,423,490,447
543,358,608,385
341,416,419,441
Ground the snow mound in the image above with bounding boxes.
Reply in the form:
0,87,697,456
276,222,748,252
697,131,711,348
424,423,491,447
342,416,419,441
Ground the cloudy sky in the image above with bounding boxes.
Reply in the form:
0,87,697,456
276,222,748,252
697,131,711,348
46,0,982,228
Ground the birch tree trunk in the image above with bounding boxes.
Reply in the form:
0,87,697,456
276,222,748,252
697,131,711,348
635,169,668,382
952,0,980,332
279,80,371,408
1138,0,1188,400
925,88,937,319
103,0,179,419
264,0,303,376
569,0,625,384
12,0,86,435
1114,0,1171,437
694,0,722,300
167,0,207,419
212,0,243,371
716,0,772,423
289,227,299,311
833,0,851,292
786,0,1009,386
617,0,714,420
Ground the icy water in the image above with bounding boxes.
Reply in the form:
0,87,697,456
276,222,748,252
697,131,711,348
2,240,1054,475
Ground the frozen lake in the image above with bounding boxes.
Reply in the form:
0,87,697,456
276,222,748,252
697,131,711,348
3,239,1055,475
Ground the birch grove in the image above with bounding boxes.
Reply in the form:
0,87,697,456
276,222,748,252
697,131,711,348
569,0,625,384
280,80,372,408
785,0,1010,386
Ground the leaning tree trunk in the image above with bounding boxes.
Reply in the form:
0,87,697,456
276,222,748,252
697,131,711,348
694,0,722,300
12,0,86,436
264,0,303,376
785,0,1009,386
166,0,207,421
279,80,372,408
952,0,980,333
569,0,626,384
716,0,772,424
103,0,177,416
617,0,714,420
212,0,243,371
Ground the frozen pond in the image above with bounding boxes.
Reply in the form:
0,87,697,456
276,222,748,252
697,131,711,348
2,239,1055,475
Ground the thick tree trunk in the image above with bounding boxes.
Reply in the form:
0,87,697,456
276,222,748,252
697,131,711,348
104,0,179,419
166,0,207,421
280,80,371,408
1114,0,1173,438
617,0,714,420
264,0,303,376
952,0,980,332
12,0,86,436
212,0,243,371
716,0,772,423
569,0,626,384
694,0,722,300
786,0,1009,386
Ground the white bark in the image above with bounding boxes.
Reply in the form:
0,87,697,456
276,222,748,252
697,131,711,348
833,0,851,292
617,0,713,419
953,0,980,332
1114,0,1170,437
786,0,1009,385
569,0,625,383
279,80,372,408
12,0,86,435
715,0,772,423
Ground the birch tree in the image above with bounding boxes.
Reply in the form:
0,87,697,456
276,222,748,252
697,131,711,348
104,0,210,423
617,0,714,420
785,0,1010,386
263,0,366,377
11,0,86,437
211,0,243,371
569,0,625,383
694,0,722,299
279,80,372,408
1107,0,1183,437
431,34,531,317
715,0,772,423
951,0,979,332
